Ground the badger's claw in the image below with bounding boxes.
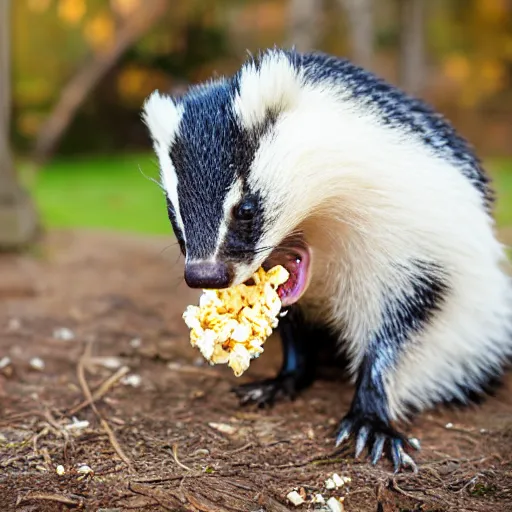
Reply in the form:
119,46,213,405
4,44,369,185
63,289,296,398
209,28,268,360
231,373,301,408
335,414,420,473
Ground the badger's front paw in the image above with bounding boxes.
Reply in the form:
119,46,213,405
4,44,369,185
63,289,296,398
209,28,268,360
231,372,303,408
335,412,420,473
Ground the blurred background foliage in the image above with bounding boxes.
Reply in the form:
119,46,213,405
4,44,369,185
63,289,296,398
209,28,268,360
4,0,512,237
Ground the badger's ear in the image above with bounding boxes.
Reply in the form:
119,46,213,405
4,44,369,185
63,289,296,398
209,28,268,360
232,49,303,131
142,91,184,150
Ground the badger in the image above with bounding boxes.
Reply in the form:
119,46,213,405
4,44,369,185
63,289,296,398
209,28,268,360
142,48,512,472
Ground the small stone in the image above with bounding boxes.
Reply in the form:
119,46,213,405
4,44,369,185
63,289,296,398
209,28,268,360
121,374,141,387
29,357,45,371
56,465,65,476
129,337,141,348
53,327,75,341
286,490,305,506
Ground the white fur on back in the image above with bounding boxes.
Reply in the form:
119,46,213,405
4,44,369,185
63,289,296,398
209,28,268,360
142,91,186,237
232,53,512,419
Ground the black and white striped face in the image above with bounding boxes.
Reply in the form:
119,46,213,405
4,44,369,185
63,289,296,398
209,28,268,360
142,59,312,305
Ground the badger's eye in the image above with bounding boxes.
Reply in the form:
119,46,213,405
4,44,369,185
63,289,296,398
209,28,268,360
234,198,256,221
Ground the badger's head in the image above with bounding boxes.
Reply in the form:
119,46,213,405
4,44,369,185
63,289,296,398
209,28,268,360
142,50,328,306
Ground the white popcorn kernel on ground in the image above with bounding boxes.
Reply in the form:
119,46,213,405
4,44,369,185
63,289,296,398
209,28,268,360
56,465,65,476
96,357,122,370
53,327,75,341
409,437,421,450
286,490,305,506
29,357,45,371
445,422,453,429
208,422,237,435
312,493,325,504
330,473,351,488
332,474,344,488
183,265,289,376
0,357,12,369
65,417,90,431
77,465,93,474
130,337,141,348
325,478,336,490
121,374,142,387
327,497,345,512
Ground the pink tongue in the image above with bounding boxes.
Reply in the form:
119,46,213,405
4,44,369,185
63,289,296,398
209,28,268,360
277,258,302,298
276,247,310,306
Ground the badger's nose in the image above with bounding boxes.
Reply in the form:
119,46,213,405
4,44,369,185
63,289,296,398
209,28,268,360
184,261,233,289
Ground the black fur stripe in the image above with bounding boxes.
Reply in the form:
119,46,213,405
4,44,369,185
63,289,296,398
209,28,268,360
351,260,450,423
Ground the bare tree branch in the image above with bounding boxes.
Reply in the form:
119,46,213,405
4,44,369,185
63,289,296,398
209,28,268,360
32,0,169,166
337,0,374,69
286,0,323,52
398,0,426,96
0,0,38,248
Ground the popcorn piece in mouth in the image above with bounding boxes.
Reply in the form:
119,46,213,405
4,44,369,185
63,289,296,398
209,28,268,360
182,265,289,376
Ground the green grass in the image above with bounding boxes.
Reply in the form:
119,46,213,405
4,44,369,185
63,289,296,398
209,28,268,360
490,159,512,228
22,153,171,235
17,153,512,236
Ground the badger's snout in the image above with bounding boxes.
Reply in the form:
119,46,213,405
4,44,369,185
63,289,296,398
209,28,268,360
184,260,234,289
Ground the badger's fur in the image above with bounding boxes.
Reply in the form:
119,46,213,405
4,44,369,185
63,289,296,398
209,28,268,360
142,48,512,472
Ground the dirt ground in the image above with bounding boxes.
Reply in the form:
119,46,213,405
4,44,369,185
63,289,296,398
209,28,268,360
1,230,511,512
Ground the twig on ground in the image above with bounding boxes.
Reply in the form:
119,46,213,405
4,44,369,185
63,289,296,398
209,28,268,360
16,493,83,507
133,472,203,484
455,474,481,494
31,426,50,454
389,478,426,503
220,442,254,456
77,341,133,471
69,365,130,415
171,443,192,471
128,482,183,511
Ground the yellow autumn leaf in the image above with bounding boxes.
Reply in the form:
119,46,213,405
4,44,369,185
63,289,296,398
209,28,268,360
58,0,86,26
443,54,470,84
27,0,51,13
480,60,505,94
84,12,115,52
117,66,147,102
475,0,507,23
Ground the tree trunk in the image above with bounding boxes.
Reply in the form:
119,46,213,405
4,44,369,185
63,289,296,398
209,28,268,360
338,0,374,69
286,0,323,52
398,0,426,96
32,0,168,166
0,0,38,249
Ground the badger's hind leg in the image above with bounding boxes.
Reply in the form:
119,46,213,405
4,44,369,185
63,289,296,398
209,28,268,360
232,305,319,407
335,260,449,473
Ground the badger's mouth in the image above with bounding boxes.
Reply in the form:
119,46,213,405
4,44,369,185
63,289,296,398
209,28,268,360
261,238,311,307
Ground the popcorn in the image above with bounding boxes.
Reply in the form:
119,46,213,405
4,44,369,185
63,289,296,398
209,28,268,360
183,266,289,376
